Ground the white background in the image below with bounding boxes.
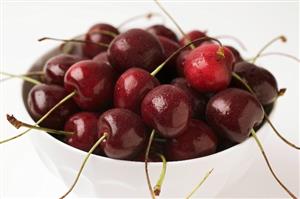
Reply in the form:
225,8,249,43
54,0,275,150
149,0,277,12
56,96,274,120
0,0,299,198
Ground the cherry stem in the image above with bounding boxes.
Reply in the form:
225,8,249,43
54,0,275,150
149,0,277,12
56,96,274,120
145,129,156,199
277,88,287,97
150,36,223,76
215,35,247,51
59,132,108,199
153,153,167,196
0,91,76,144
252,35,287,63
246,52,300,63
88,30,117,38
0,71,41,85
250,129,297,199
6,114,74,136
118,12,165,29
185,168,214,199
38,37,109,48
153,0,196,49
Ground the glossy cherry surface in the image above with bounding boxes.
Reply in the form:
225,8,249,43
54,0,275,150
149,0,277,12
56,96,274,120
233,61,278,105
83,23,119,58
225,45,243,64
146,24,178,42
179,30,206,47
64,112,99,152
107,28,164,73
98,108,147,160
176,49,190,76
206,88,264,143
184,44,234,92
64,60,116,111
27,84,79,130
114,68,160,113
166,119,218,161
171,78,206,119
44,54,83,86
141,84,191,138
92,51,109,65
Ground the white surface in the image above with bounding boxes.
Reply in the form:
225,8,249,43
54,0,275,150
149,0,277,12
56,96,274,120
0,1,299,198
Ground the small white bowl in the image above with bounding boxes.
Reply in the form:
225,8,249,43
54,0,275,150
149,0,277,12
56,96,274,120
25,47,274,198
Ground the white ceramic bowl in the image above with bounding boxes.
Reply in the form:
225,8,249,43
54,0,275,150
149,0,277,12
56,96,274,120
24,47,274,198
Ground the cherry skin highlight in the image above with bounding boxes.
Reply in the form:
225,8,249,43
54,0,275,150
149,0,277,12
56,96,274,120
146,24,178,42
114,67,160,113
184,44,234,93
108,28,164,73
206,88,264,143
166,119,218,161
44,54,83,86
98,108,147,160
141,84,191,138
64,60,116,111
27,84,79,130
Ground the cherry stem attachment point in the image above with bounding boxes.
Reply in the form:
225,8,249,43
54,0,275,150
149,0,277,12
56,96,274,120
38,37,109,48
145,129,156,199
277,88,287,97
150,36,223,76
0,71,41,85
0,91,76,145
59,132,108,199
215,35,247,51
118,12,165,29
6,114,74,136
232,72,300,150
250,129,297,199
185,168,214,199
153,153,167,196
252,35,287,63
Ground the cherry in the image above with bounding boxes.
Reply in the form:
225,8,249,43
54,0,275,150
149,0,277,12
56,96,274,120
27,84,79,130
83,23,119,58
141,84,191,138
166,119,218,161
171,77,206,119
64,60,116,111
233,61,278,105
225,45,243,64
146,24,178,42
176,49,190,76
107,28,164,73
114,67,160,113
179,30,207,47
206,88,264,143
92,51,109,65
98,108,147,159
44,54,83,86
184,44,234,93
64,112,99,152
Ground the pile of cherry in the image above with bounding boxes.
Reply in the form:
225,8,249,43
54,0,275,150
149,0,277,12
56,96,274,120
1,6,299,199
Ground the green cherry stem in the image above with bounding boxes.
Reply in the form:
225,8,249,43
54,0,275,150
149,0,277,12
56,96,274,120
145,129,156,199
6,114,74,136
118,12,165,29
0,71,41,85
150,37,223,76
0,91,76,144
38,37,109,48
185,168,214,199
153,153,167,196
250,129,297,199
232,72,300,150
214,34,247,51
252,35,287,63
59,132,108,199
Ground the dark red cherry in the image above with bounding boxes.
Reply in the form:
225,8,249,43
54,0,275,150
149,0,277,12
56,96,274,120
146,24,178,42
184,44,234,92
98,108,147,160
156,36,180,83
64,60,116,111
141,85,191,138
179,30,206,47
92,51,109,65
134,138,166,162
233,61,278,105
44,54,83,86
206,88,264,143
114,68,160,113
225,46,243,64
27,84,79,130
171,78,206,119
166,119,218,161
107,28,164,73
176,49,190,76
83,23,119,58
64,112,99,152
